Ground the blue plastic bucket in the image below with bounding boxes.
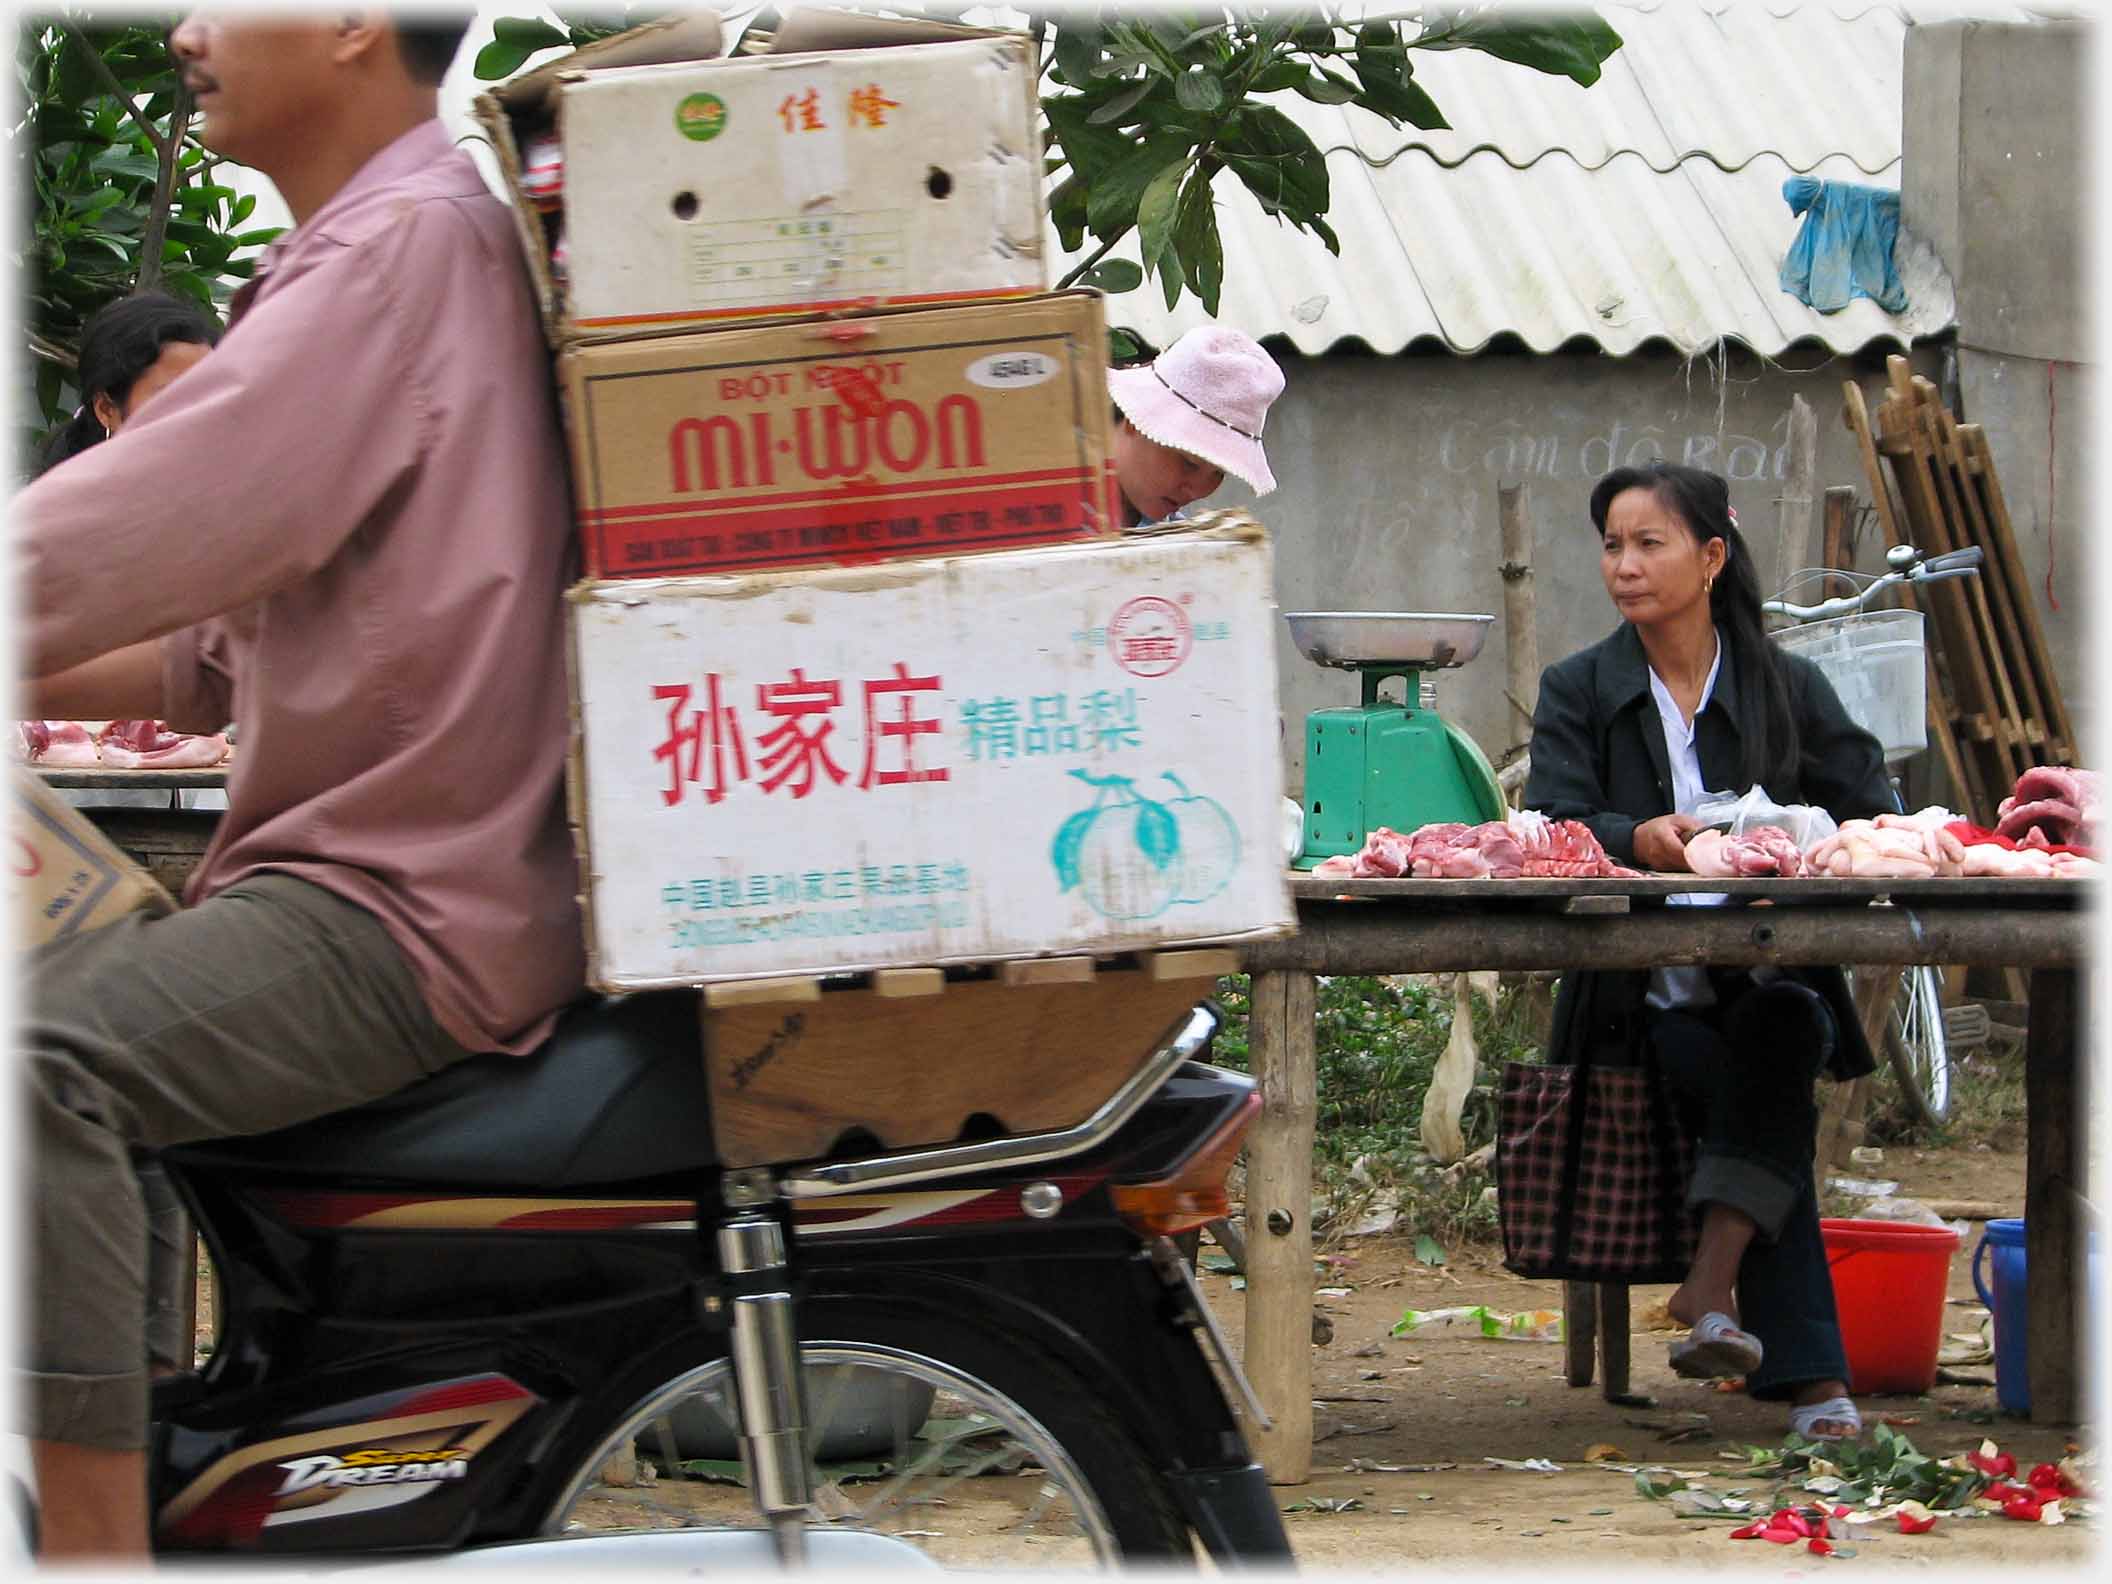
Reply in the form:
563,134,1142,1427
1971,1218,2030,1415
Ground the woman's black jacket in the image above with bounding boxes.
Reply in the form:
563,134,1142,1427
1524,620,1893,1080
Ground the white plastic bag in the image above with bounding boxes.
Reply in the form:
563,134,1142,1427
1691,786,1839,849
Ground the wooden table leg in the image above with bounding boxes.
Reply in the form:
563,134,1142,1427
1244,969,1317,1484
2024,966,2085,1424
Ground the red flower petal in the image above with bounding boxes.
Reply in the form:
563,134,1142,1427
1762,1529,1799,1545
1897,1511,1939,1534
2029,1462,2064,1491
1832,1504,1853,1519
1730,1522,1767,1540
1808,1537,1834,1556
1776,1509,1814,1537
1984,1480,2031,1503
2002,1496,2045,1522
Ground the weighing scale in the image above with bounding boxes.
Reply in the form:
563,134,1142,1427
1285,612,1508,870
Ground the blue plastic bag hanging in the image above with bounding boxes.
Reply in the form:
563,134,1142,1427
1778,176,1908,314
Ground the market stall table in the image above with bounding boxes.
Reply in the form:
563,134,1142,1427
1236,872,2090,1482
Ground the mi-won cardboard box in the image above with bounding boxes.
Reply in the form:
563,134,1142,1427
559,292,1116,578
11,772,176,947
475,9,1045,342
565,514,1295,991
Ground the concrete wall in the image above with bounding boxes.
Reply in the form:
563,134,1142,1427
1902,16,2095,758
1204,342,1943,795
1903,18,2091,364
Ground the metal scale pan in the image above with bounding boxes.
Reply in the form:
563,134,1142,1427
1284,612,1493,672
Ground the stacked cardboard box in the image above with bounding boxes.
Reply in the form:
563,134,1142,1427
11,772,175,948
478,8,1292,1001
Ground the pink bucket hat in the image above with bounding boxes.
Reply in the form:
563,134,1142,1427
1107,326,1284,496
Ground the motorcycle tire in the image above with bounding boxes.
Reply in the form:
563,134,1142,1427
535,1294,1194,1566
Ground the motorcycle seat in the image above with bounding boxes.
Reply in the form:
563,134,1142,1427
162,991,720,1189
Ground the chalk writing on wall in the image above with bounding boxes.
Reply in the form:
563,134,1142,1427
1433,412,1795,482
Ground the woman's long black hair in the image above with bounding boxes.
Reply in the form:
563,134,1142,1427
40,291,221,474
1588,461,1799,789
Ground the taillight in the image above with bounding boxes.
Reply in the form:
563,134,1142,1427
1109,1088,1260,1237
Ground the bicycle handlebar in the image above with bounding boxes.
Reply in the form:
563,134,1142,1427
1762,544,1983,622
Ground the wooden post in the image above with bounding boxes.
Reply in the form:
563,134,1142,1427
1244,968,1317,1483
1498,482,1540,762
1820,485,1855,597
1775,394,1818,595
2024,967,2085,1423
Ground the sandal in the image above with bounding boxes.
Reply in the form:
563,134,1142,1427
1668,1311,1764,1379
1788,1394,1863,1442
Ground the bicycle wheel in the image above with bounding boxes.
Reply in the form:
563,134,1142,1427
1885,964,1952,1124
539,1301,1192,1567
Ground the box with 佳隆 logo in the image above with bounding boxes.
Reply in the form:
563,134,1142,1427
474,12,1046,341
557,292,1117,578
564,513,1295,990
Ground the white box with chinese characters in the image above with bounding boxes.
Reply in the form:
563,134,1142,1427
565,515,1295,989
478,12,1046,342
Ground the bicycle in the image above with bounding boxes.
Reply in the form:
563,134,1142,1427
1762,542,1986,1125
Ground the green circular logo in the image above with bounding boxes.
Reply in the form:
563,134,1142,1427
675,92,728,143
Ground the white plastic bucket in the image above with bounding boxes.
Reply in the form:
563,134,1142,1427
1772,608,1926,761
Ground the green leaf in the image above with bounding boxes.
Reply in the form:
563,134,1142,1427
473,39,537,81
1415,10,1626,87
1078,259,1143,294
1414,1234,1446,1266
492,15,571,51
1050,24,1102,90
1218,105,1329,223
1086,77,1155,126
1083,132,1191,242
1173,67,1223,113
1249,60,1306,94
1171,165,1223,315
1353,41,1449,131
1107,326,1145,363
1295,69,1360,106
1136,156,1190,273
1047,174,1089,254
231,192,255,225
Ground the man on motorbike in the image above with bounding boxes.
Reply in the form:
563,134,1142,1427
13,10,584,1558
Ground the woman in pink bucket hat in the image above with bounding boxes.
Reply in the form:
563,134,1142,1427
1106,325,1284,526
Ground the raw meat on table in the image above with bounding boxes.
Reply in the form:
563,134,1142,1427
93,719,230,770
16,720,101,768
1314,813,1641,880
1683,824,1809,878
1994,764,2099,849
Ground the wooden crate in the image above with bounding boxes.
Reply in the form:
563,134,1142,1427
700,949,1236,1167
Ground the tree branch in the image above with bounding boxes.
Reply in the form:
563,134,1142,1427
61,23,168,160
29,330,79,369
135,84,193,294
1055,232,1123,291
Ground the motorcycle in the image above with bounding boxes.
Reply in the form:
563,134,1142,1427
21,986,1290,1569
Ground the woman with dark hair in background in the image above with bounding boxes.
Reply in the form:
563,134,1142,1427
1526,462,1891,1443
41,290,221,472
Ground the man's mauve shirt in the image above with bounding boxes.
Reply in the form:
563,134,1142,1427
18,121,586,1053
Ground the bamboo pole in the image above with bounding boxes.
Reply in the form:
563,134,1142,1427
1775,393,1818,595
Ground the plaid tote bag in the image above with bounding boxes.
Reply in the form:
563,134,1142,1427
1495,1052,1699,1284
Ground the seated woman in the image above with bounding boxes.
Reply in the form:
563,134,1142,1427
1525,462,1890,1443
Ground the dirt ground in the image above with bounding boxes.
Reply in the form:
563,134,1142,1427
1195,1139,2099,1570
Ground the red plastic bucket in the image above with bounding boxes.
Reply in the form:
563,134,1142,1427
1821,1218,1960,1393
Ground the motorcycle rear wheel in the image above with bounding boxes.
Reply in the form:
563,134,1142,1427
540,1301,1193,1566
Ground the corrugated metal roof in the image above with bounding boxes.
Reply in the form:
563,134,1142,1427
1359,0,1905,175
1045,0,2010,357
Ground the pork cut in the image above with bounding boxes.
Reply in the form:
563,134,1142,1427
1320,812,1640,880
16,720,104,768
1684,824,1809,878
1994,764,2099,849
93,719,230,770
